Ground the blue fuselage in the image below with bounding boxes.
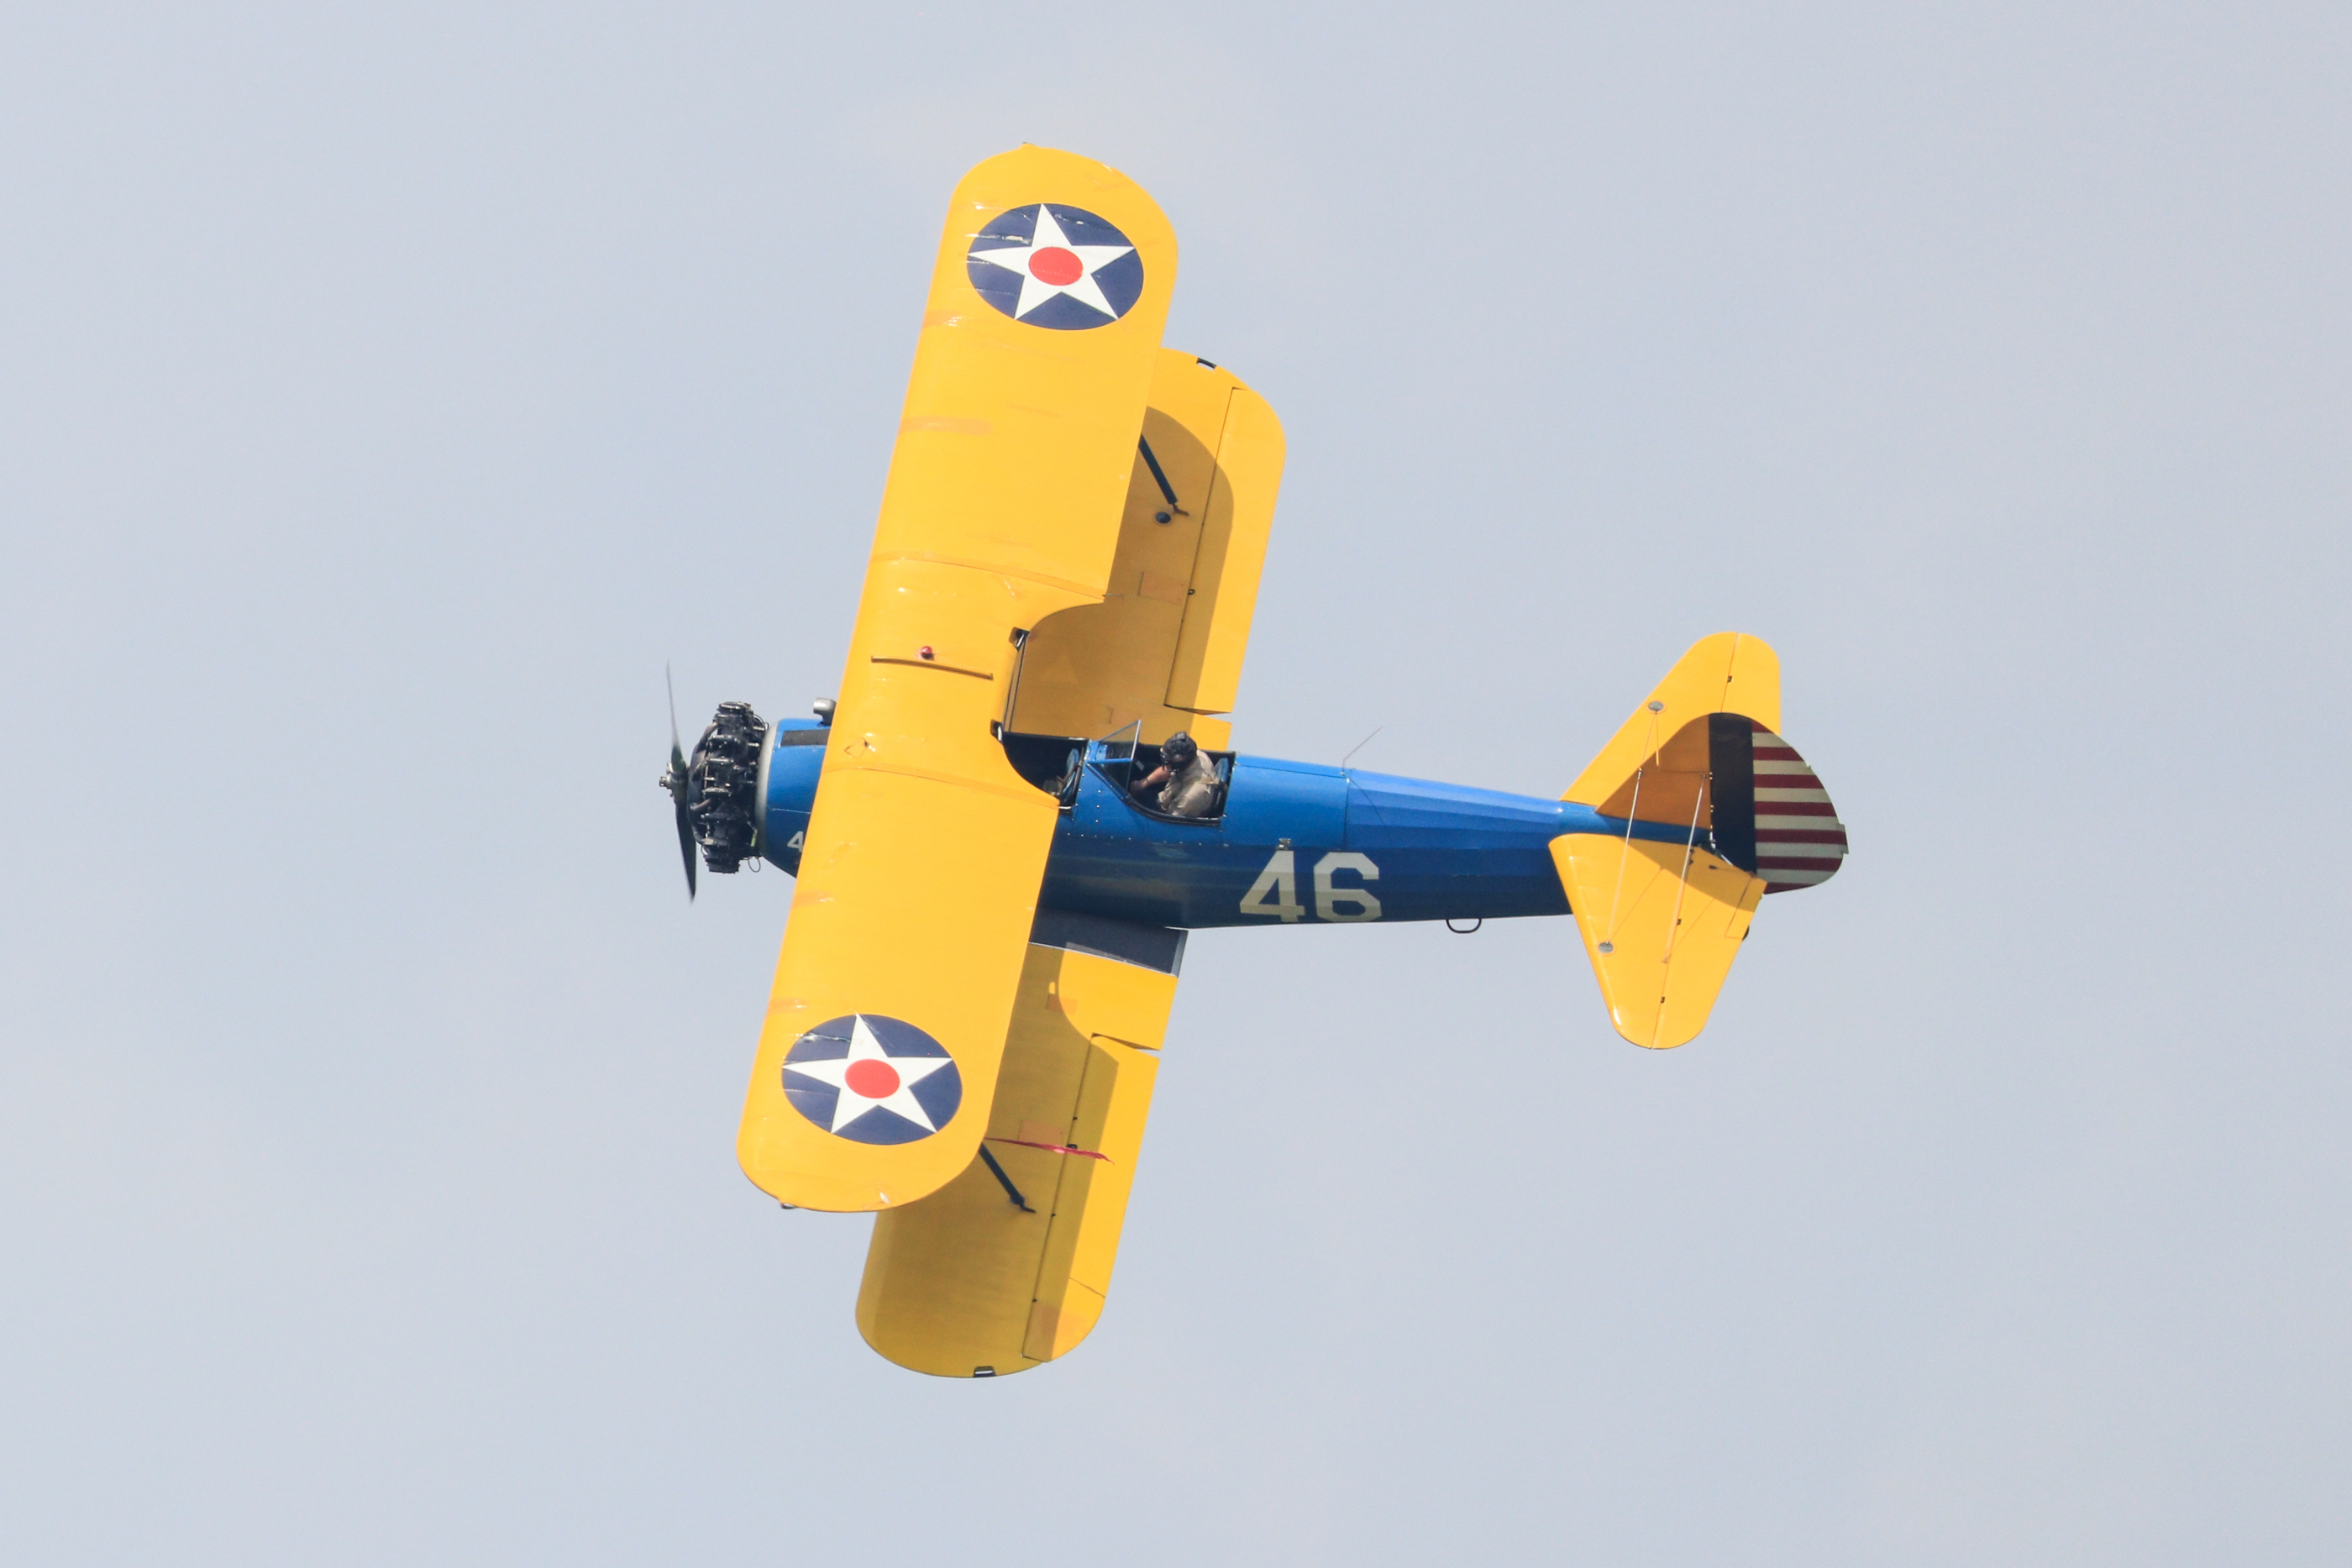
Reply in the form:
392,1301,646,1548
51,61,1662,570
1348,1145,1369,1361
757,721,1699,930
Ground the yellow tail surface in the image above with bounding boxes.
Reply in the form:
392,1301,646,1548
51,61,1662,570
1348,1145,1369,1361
1552,836,1765,1049
1555,633,1781,1049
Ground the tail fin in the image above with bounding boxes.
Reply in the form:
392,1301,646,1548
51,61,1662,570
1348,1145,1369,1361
1552,634,1846,1049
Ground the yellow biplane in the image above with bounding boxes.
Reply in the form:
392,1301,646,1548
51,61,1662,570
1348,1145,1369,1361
659,146,1848,1377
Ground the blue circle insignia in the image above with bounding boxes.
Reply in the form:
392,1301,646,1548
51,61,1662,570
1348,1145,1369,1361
781,1015,962,1146
964,202,1145,330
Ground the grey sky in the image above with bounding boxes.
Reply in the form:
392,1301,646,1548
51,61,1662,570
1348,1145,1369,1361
3,4,2346,1563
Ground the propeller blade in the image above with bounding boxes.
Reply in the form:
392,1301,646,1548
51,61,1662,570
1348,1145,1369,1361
667,663,685,763
666,664,696,899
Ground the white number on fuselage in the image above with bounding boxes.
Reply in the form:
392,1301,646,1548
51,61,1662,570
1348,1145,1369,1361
1240,848,1383,922
1313,852,1383,922
1240,849,1304,922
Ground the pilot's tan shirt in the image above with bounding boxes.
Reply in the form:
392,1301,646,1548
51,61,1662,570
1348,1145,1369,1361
1159,753,1220,817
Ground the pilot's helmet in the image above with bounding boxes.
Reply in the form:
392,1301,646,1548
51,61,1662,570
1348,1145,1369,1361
1160,731,1198,768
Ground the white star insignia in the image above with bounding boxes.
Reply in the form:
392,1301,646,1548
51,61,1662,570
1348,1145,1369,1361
785,1016,954,1134
969,206,1135,322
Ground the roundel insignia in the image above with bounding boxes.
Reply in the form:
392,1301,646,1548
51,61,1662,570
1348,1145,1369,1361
965,203,1144,330
781,1015,962,1145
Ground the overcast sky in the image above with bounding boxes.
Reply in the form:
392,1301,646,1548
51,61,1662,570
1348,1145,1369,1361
3,4,2347,1564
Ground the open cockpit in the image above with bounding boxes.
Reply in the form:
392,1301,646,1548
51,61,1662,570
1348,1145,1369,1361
999,723,1233,824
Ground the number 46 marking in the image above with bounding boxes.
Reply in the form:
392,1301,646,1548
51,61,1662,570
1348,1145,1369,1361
1240,849,1383,923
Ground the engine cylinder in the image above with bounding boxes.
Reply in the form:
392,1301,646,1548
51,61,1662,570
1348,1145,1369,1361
687,701,768,873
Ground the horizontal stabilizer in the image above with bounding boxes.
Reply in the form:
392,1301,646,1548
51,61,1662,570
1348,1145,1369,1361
1552,833,1764,1050
1564,632,1780,809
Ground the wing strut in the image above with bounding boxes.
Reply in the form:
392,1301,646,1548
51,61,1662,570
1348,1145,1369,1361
1137,435,1187,515
976,1145,1036,1213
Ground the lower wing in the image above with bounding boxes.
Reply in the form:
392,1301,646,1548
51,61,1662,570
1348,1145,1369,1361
855,910,1184,1377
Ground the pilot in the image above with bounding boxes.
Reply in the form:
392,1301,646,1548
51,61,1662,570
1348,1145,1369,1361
1131,731,1218,817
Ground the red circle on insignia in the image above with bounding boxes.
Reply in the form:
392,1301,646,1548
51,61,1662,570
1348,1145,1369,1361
1028,247,1083,286
844,1058,900,1099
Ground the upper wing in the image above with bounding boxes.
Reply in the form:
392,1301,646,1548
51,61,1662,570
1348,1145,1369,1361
737,147,1177,1213
1005,348,1285,753
855,910,1181,1377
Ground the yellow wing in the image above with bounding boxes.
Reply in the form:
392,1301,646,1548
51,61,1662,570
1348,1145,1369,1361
737,147,1176,1214
1005,349,1285,753
857,911,1180,1377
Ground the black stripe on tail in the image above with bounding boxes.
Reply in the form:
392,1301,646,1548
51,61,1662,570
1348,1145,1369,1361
1708,712,1756,874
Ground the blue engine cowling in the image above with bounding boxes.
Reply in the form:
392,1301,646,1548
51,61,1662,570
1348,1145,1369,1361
757,717,831,874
